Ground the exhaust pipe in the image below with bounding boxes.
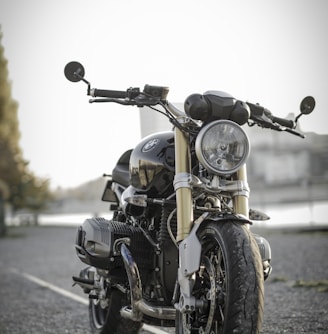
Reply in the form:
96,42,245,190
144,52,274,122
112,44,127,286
120,243,176,321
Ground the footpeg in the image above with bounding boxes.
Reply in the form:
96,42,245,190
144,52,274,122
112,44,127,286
72,276,95,292
72,267,96,293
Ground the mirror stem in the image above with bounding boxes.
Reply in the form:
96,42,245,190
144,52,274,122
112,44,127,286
73,70,91,94
294,113,302,125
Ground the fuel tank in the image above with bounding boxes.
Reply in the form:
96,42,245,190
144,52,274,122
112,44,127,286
129,131,175,197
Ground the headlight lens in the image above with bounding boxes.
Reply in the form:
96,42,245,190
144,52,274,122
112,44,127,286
195,120,250,175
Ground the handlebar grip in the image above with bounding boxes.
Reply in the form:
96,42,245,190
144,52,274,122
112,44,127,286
271,116,295,129
246,102,264,116
91,88,127,99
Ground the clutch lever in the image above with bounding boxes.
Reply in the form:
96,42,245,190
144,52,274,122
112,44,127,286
89,98,137,105
89,95,161,107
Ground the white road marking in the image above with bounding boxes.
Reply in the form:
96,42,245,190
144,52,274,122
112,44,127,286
9,267,171,334
12,268,89,305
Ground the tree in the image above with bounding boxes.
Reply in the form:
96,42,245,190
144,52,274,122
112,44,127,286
0,26,51,233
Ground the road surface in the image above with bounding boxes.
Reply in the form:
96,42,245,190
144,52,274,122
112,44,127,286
0,225,327,333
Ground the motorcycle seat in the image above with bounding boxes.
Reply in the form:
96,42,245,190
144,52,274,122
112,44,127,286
112,149,132,187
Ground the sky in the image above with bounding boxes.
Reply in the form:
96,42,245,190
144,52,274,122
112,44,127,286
0,0,327,189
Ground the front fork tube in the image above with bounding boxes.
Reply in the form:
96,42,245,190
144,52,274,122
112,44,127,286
174,122,208,313
232,164,250,219
174,123,193,243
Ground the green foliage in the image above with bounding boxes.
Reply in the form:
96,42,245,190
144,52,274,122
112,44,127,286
293,280,328,293
0,27,51,216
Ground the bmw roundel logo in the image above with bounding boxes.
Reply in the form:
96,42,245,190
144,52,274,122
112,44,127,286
142,138,160,152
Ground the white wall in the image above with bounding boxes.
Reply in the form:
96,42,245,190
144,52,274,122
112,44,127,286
139,104,184,138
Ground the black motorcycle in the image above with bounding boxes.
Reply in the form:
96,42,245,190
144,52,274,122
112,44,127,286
64,61,315,334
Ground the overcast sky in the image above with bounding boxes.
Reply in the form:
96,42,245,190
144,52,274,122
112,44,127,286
0,0,327,189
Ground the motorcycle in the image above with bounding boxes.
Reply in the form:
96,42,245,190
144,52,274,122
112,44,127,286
64,61,315,334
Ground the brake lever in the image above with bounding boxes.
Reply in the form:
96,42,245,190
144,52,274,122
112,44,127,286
89,98,138,105
283,128,305,138
250,115,305,138
260,114,305,137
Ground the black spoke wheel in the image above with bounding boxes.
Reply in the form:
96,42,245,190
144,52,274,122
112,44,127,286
176,220,264,334
89,299,109,330
89,290,142,334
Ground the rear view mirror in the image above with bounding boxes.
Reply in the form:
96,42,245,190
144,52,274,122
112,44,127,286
300,96,315,115
294,96,315,125
64,61,85,82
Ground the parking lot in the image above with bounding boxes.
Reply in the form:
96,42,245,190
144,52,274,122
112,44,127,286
0,225,327,333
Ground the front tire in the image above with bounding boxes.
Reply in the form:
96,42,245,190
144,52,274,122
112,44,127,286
176,220,264,334
89,289,142,334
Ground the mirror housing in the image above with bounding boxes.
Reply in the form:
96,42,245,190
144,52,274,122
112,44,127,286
294,96,315,125
300,96,315,115
64,61,91,94
64,61,85,82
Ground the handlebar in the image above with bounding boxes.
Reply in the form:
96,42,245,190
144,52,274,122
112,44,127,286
82,91,305,139
247,102,295,129
246,101,305,137
64,61,313,139
88,89,304,137
90,87,141,99
90,88,127,99
89,86,304,136
269,115,295,129
88,85,169,107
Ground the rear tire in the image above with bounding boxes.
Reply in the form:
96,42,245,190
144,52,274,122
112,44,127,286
89,289,142,334
176,220,264,334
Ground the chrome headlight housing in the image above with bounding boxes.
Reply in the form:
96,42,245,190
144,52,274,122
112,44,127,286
195,120,250,175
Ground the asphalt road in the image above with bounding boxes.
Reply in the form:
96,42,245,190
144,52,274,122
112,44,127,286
0,225,327,333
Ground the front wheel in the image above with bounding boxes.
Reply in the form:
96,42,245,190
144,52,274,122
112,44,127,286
89,289,142,334
176,220,264,334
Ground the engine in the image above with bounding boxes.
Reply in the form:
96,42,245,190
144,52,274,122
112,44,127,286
75,217,153,273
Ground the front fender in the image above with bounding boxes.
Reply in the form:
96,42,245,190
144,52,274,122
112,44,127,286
179,213,250,277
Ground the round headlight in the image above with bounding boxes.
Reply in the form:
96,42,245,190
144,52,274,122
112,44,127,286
195,120,250,175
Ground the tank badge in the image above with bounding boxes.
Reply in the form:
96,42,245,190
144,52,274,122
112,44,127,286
142,138,160,152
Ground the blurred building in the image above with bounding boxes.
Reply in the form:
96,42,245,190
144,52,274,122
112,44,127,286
245,122,328,205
